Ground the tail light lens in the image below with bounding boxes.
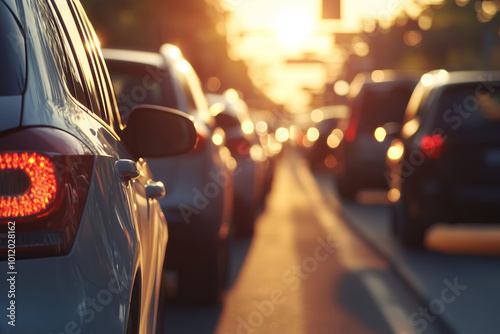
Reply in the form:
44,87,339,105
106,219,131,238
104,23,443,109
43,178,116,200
0,152,57,218
420,134,444,158
190,133,207,154
0,128,94,259
227,136,250,157
345,106,360,142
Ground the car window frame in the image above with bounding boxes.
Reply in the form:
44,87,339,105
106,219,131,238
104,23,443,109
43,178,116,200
49,0,123,136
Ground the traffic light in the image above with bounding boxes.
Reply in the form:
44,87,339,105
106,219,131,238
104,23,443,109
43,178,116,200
322,0,341,20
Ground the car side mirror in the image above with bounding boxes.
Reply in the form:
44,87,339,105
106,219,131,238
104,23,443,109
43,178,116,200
121,104,198,160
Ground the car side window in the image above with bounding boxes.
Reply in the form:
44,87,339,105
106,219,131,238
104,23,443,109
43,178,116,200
51,0,111,125
182,68,213,125
177,70,198,115
45,0,89,107
71,0,120,128
0,1,26,96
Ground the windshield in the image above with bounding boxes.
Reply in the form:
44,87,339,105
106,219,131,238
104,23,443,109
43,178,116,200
437,83,500,140
356,81,417,133
0,0,26,96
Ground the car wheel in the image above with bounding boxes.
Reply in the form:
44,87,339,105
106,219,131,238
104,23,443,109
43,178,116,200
393,197,426,249
177,237,229,305
337,176,357,200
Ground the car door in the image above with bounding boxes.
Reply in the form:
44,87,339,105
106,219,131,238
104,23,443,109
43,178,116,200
70,0,166,309
51,1,166,330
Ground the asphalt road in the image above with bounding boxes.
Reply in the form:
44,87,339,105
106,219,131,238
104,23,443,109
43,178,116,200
161,150,462,334
331,184,500,334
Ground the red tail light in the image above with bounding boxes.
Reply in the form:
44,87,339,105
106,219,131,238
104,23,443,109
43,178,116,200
227,136,250,157
345,106,360,142
190,133,206,154
0,153,57,218
420,134,444,158
0,128,94,259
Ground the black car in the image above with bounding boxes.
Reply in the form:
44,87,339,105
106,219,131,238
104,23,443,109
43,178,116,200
335,70,421,199
386,70,500,248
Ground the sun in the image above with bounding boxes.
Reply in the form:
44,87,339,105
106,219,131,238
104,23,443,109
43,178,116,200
272,9,315,47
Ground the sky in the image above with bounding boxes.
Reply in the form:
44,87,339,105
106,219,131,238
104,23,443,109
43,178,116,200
222,0,424,113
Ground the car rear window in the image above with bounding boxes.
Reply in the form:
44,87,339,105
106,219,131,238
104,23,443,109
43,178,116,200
438,83,500,135
0,1,26,96
355,81,416,133
105,61,178,123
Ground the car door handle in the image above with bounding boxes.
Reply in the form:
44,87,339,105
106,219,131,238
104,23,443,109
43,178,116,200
146,181,165,200
115,159,140,181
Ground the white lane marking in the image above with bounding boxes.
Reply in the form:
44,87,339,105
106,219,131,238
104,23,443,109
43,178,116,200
361,272,417,334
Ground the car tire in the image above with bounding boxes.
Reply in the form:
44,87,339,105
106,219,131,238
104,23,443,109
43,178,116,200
392,198,426,249
177,237,228,305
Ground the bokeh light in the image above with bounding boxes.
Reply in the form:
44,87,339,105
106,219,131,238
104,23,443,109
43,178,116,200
241,120,255,134
311,109,324,123
333,80,350,96
207,77,221,92
371,70,385,83
418,15,433,31
275,127,290,143
387,189,401,202
403,30,422,47
306,127,320,142
255,121,268,134
374,127,387,142
387,143,404,161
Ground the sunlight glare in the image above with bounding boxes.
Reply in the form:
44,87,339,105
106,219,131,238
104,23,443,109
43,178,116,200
273,9,315,47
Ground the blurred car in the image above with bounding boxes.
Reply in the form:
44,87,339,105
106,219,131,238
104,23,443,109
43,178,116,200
386,70,500,248
250,108,283,195
304,105,349,170
104,45,234,304
207,91,268,236
335,70,421,199
0,1,197,333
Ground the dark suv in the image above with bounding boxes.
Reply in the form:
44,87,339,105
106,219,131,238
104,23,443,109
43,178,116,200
335,70,421,199
387,70,500,248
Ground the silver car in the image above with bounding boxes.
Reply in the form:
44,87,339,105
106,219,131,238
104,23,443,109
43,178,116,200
0,0,197,333
207,92,269,236
104,46,234,305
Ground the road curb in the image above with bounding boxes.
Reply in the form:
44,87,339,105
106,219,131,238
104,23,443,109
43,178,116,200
338,202,459,334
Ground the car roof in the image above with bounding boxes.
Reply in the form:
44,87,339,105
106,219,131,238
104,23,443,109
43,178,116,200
421,70,500,88
102,48,164,68
359,69,423,83
349,70,422,99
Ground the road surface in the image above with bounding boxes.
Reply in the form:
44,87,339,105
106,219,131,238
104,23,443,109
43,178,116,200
161,149,483,334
